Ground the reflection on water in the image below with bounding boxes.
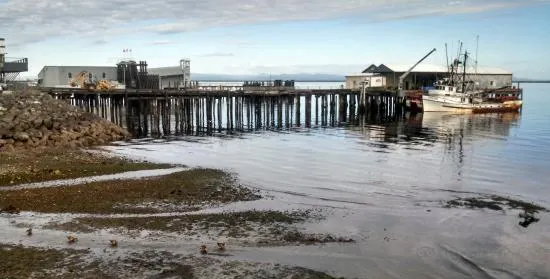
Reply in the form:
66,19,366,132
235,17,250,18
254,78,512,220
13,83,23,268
106,85,550,279
120,111,538,202
125,94,403,138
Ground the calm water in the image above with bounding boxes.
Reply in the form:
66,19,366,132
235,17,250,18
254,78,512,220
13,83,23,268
107,83,550,279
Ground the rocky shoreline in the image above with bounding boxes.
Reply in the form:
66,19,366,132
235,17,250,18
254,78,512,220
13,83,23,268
0,89,128,151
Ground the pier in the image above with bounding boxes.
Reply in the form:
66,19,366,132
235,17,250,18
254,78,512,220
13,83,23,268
42,86,408,137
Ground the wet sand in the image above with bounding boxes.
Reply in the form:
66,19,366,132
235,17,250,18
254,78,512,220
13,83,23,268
0,147,174,187
2,134,550,279
0,148,354,278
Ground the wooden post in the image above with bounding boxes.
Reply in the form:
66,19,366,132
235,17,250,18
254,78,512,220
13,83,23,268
305,95,311,128
315,95,319,126
295,95,301,127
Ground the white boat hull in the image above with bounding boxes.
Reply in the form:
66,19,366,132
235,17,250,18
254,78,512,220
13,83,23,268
422,96,522,114
422,96,472,113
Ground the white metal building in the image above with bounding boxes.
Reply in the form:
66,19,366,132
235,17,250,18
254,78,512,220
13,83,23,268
345,73,387,90
37,66,117,87
345,64,513,90
148,59,192,89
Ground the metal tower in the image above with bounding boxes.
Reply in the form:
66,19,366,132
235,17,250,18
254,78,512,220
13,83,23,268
0,38,28,83
180,59,190,88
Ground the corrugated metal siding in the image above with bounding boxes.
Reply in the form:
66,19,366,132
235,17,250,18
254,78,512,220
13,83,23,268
148,66,182,77
38,66,117,87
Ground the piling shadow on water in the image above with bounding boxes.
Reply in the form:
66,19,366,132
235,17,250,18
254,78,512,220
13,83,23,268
443,195,548,228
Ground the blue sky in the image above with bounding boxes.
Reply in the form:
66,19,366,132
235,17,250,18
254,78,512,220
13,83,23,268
1,0,549,78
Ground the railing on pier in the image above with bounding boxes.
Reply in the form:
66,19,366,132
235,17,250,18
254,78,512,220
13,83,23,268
1,57,28,73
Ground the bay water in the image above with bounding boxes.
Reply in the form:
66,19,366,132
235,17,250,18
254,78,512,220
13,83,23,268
106,82,550,279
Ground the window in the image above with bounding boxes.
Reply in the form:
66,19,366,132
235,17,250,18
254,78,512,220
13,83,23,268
490,81,496,86
102,72,106,78
68,73,72,78
89,73,92,79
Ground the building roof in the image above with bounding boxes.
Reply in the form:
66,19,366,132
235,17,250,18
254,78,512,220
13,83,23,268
345,73,380,77
40,66,116,69
361,63,512,75
361,64,377,73
148,66,182,77
37,65,116,77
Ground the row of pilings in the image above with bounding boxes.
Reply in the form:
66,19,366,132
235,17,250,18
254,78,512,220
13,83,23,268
59,92,407,138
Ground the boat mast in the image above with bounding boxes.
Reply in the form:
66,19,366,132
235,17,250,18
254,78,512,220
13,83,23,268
462,51,468,94
475,35,479,75
445,43,450,81
452,41,463,87
474,35,479,92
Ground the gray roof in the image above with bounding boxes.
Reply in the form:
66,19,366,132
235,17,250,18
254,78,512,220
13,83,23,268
361,64,377,73
41,66,116,69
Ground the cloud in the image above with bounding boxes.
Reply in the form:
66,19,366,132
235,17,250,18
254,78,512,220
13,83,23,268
92,39,109,45
198,52,235,57
148,40,176,46
222,63,366,75
0,0,542,47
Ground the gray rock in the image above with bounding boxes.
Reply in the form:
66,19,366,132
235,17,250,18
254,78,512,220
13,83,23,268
43,118,53,129
32,118,43,129
13,132,30,142
1,90,129,149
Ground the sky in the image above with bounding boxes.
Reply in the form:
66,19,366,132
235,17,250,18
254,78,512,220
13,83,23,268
1,0,549,79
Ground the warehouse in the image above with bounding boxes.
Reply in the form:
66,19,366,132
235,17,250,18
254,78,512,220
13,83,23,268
37,60,160,89
37,66,117,88
147,66,186,89
148,59,192,89
345,64,513,90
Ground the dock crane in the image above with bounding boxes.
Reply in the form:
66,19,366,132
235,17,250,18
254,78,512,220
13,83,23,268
398,48,437,97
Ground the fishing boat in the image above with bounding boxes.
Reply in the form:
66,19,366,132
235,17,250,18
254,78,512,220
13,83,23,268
422,42,523,113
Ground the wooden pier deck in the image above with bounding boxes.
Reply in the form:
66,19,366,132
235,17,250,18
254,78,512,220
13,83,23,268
42,85,398,97
41,86,408,138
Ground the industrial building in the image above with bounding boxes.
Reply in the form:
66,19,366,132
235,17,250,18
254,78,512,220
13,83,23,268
0,38,29,83
38,60,160,89
37,59,191,90
148,59,192,89
345,64,513,90
37,66,117,88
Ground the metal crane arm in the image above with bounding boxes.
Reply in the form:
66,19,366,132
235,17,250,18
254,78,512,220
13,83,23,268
398,48,437,94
